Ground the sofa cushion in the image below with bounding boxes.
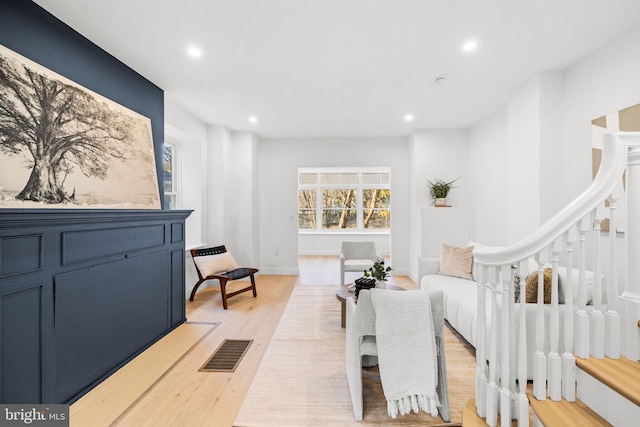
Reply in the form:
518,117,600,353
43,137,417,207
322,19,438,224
420,267,568,380
556,266,597,305
420,273,477,321
445,290,479,346
438,244,474,280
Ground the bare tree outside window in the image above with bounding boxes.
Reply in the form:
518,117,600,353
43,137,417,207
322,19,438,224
298,169,390,231
363,189,390,228
298,189,316,228
322,189,356,229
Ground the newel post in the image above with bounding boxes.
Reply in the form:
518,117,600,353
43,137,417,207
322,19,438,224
621,144,640,361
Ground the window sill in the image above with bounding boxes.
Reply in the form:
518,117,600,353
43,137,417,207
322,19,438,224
298,230,390,236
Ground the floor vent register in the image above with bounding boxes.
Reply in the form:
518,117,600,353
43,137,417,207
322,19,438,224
199,339,253,372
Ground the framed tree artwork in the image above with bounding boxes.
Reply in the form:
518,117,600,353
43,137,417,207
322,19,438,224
0,44,161,209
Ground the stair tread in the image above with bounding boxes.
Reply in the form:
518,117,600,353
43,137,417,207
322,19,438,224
576,356,640,406
526,392,611,427
461,398,522,427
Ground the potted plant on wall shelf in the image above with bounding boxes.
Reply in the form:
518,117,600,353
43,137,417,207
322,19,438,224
427,177,459,207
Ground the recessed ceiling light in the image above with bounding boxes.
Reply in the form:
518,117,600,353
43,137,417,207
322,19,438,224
404,114,414,122
248,116,258,124
434,76,447,85
462,40,478,52
187,47,202,58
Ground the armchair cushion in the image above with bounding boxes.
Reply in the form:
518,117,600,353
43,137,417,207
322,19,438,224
193,251,239,277
344,259,376,267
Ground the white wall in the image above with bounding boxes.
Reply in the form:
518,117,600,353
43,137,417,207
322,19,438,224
505,71,565,243
506,75,543,243
168,24,640,294
199,127,260,267
258,137,410,276
561,25,640,286
164,102,260,294
224,131,259,266
468,24,640,288
562,26,640,203
539,72,564,222
408,129,471,279
164,97,208,249
468,108,509,246
298,233,390,256
164,97,209,296
205,125,229,246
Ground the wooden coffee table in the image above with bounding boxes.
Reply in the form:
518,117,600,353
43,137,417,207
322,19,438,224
335,284,405,328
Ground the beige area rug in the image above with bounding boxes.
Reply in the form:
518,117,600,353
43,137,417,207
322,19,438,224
234,285,476,426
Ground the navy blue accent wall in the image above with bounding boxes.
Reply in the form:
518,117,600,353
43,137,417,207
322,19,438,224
0,2,191,404
0,209,191,403
0,0,165,207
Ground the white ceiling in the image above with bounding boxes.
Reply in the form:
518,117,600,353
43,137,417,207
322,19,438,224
33,0,640,139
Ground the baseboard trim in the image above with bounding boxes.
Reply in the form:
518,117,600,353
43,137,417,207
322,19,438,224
259,267,300,275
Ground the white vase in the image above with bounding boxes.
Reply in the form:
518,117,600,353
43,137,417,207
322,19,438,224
435,198,448,207
375,280,386,289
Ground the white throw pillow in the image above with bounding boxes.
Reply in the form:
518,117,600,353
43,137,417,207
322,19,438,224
194,252,239,277
438,243,474,280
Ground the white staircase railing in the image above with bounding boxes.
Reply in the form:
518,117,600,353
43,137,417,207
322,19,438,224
472,132,640,426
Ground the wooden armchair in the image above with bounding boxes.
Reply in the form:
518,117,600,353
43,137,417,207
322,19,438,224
190,245,258,309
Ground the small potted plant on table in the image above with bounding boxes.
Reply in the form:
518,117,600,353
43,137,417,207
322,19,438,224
363,259,393,288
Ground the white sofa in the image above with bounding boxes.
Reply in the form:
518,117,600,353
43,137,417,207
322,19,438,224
417,256,571,380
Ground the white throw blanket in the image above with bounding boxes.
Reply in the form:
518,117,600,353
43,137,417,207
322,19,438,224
370,288,440,419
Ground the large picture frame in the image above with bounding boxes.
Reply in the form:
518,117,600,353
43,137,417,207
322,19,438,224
0,44,161,209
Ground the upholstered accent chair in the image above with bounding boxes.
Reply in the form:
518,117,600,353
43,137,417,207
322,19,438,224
345,289,450,422
340,241,381,287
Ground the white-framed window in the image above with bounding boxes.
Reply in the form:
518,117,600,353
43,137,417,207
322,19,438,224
298,168,391,231
163,137,180,209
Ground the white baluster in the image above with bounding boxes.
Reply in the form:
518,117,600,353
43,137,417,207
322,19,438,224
605,197,621,359
486,267,499,427
622,144,640,361
517,260,530,424
590,211,605,359
547,242,561,401
476,265,488,417
575,219,590,359
561,232,576,402
500,264,512,426
533,253,547,400
508,267,517,421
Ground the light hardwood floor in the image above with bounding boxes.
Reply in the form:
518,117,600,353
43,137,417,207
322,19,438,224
69,256,417,427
